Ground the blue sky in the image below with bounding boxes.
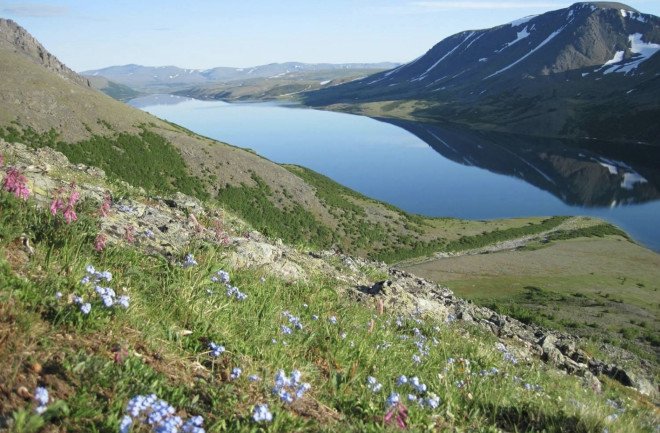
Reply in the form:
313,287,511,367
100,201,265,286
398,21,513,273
2,0,660,71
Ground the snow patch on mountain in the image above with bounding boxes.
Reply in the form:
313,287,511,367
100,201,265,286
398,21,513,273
485,25,567,79
509,15,536,27
603,33,660,75
621,172,648,190
413,32,475,82
497,26,531,52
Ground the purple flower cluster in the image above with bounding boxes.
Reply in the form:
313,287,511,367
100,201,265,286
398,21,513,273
122,394,205,433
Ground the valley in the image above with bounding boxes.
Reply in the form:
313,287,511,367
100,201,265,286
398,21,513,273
1,2,660,430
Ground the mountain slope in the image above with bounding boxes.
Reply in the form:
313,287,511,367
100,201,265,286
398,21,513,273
3,18,579,259
304,2,660,144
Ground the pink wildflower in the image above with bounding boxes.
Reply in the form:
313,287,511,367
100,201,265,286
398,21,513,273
50,182,79,223
3,167,30,200
124,225,135,243
100,194,110,217
384,401,408,430
94,234,107,251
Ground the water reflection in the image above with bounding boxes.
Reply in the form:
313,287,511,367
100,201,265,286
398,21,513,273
379,118,660,208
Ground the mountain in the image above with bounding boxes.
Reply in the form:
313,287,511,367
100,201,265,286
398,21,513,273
81,62,400,93
304,2,660,144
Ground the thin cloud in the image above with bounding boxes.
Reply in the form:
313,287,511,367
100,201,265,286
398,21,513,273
411,1,566,10
1,2,69,17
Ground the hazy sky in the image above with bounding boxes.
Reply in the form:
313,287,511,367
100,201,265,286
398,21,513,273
2,0,660,72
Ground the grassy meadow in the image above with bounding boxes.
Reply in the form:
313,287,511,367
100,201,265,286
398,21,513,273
2,151,659,432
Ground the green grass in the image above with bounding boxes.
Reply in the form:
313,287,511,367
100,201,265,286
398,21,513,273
1,179,659,432
216,171,335,248
0,124,209,200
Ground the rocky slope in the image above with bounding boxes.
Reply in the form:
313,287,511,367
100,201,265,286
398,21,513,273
2,138,657,404
304,2,660,143
0,18,90,89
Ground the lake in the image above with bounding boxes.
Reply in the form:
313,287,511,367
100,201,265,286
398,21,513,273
129,95,660,252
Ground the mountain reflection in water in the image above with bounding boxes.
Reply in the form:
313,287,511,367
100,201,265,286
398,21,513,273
379,118,660,208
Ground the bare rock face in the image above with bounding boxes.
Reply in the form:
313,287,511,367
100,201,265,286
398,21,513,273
0,18,90,88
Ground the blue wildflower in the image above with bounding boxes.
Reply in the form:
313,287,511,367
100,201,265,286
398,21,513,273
33,386,48,407
208,342,225,357
181,415,205,433
116,295,130,309
180,254,198,268
386,392,400,409
230,367,242,380
102,295,114,308
366,376,382,392
252,404,273,423
424,393,440,409
147,399,176,425
248,375,260,382
81,303,91,314
153,415,182,433
119,415,133,433
329,316,337,324
397,375,408,386
296,383,311,399
214,269,230,283
277,388,294,403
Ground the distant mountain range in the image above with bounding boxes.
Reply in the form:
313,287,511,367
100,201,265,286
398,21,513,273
81,62,400,93
304,2,660,144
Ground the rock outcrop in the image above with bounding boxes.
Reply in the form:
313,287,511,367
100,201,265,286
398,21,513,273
0,19,91,89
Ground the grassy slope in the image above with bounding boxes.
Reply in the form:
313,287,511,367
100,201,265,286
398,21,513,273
1,165,659,432
403,236,660,364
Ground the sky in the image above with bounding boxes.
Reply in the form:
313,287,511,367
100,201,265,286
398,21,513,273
2,0,660,72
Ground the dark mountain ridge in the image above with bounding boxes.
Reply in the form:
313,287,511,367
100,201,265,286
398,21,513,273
304,2,660,144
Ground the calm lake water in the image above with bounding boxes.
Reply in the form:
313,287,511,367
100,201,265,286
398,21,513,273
129,95,660,252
